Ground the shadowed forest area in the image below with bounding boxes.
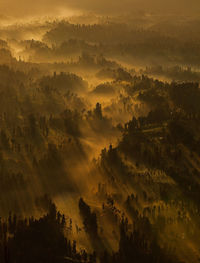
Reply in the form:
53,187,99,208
0,5,200,263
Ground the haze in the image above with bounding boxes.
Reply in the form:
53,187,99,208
0,0,200,262
1,0,200,19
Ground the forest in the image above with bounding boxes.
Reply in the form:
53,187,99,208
0,5,200,263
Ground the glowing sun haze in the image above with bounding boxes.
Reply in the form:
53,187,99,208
0,0,200,19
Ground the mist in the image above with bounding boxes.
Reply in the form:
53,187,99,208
0,0,200,262
1,0,200,19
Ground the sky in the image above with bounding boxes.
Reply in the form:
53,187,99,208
0,0,200,18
